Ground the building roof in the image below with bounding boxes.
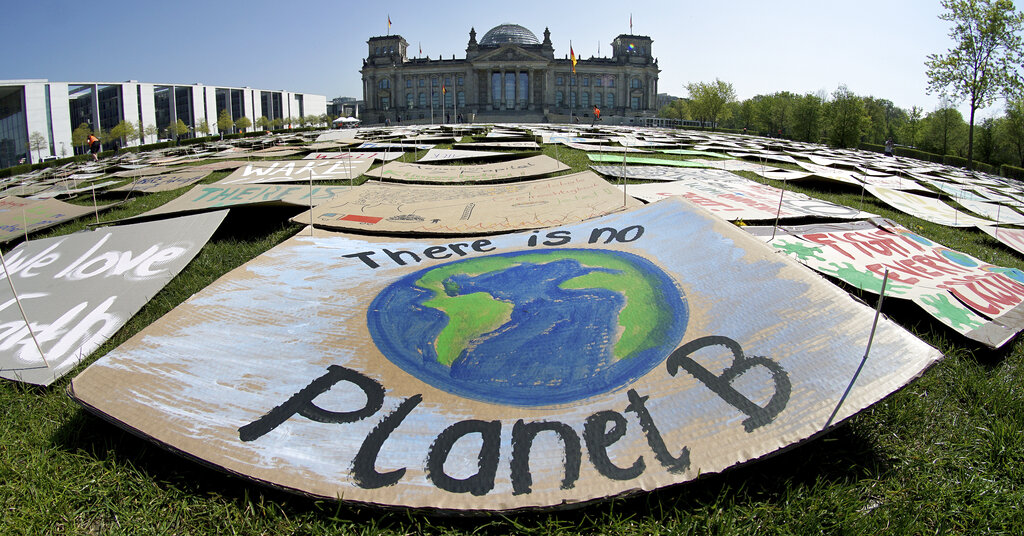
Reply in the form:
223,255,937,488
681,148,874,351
479,23,540,46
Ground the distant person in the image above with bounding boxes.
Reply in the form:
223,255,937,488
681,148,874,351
87,134,100,161
592,106,601,125
884,137,895,157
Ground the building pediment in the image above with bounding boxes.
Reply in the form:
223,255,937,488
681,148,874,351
471,44,550,65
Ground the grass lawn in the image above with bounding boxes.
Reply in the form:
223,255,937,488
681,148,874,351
1,138,1023,534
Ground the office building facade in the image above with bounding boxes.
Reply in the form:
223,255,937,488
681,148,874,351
0,79,327,168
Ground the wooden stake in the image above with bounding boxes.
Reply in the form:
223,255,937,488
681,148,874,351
0,248,49,368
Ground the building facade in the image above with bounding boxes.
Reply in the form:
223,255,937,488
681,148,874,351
360,23,659,123
0,79,327,168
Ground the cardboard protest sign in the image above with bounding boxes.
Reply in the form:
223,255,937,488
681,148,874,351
591,166,740,182
865,186,992,227
617,176,876,222
133,184,355,219
356,142,435,151
980,225,1024,257
0,211,226,385
957,199,1024,224
564,142,649,153
70,199,939,511
109,170,210,193
748,219,1024,348
303,151,402,162
453,141,541,150
689,159,782,172
0,196,104,243
369,155,569,184
217,160,373,185
587,155,710,168
416,149,514,162
290,172,640,235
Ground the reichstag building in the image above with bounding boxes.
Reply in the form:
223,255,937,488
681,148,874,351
360,23,659,123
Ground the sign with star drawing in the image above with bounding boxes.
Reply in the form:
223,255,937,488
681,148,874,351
747,219,1024,348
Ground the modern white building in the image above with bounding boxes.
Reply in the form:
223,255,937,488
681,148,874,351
0,79,327,168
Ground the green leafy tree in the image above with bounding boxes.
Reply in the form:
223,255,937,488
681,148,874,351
217,109,234,138
144,124,158,142
792,93,824,143
271,117,284,130
196,118,211,137
137,120,146,144
685,79,736,130
72,123,92,152
256,116,272,131
1001,98,1024,164
235,116,252,133
926,0,1024,168
975,116,998,163
922,102,968,156
657,98,689,120
826,85,867,148
172,119,190,140
109,120,136,148
28,131,47,161
901,106,924,147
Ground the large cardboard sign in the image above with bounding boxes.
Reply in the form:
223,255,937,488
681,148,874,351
70,199,939,511
416,149,513,163
587,155,709,168
109,170,210,193
865,186,991,227
980,225,1024,257
453,141,541,150
591,165,740,182
0,211,226,385
565,143,649,153
302,152,403,162
135,184,355,219
217,160,373,185
748,219,1024,347
289,172,641,234
957,199,1024,224
0,196,102,243
617,177,875,222
370,155,569,183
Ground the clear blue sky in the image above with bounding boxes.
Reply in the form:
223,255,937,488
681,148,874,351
1,0,1011,118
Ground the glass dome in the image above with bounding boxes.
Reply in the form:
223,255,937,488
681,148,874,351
480,23,540,46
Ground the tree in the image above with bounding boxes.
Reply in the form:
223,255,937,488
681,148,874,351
109,120,136,148
925,0,1024,169
28,131,47,161
826,85,867,148
1002,98,1024,164
685,79,736,130
901,106,924,147
657,98,689,120
256,116,272,131
976,116,998,163
271,117,284,130
235,116,252,133
792,93,824,143
144,124,158,142
922,102,968,155
196,119,211,137
169,119,189,141
72,123,92,153
137,120,146,144
217,109,234,138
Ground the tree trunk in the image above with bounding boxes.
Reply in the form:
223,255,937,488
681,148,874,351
967,103,976,170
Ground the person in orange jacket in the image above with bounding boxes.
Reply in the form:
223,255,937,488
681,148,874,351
87,134,100,161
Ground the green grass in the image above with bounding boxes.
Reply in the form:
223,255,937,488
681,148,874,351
3,139,1024,534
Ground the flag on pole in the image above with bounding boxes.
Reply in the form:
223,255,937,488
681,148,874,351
419,42,422,55
388,15,392,33
630,14,633,33
442,84,446,95
570,43,577,74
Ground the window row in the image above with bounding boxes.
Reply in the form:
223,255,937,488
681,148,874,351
554,92,617,109
555,74,619,88
401,91,466,108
